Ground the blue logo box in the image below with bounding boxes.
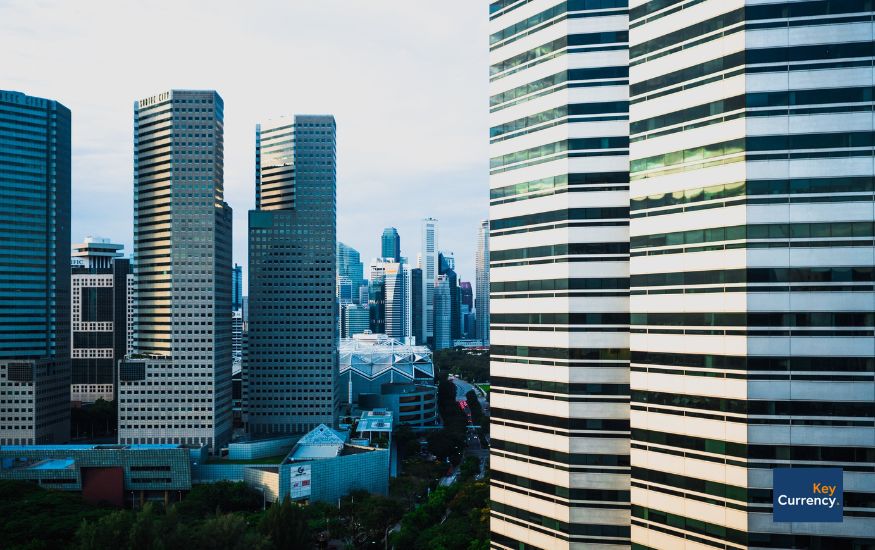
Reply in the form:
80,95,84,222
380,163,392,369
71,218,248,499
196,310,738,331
773,468,843,523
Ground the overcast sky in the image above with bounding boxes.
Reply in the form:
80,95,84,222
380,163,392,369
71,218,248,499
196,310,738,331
1,0,490,286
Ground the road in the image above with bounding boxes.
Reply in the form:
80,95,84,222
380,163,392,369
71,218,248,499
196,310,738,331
451,377,490,417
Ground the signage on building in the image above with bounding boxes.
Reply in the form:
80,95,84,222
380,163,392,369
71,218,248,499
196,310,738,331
290,464,311,500
773,468,843,522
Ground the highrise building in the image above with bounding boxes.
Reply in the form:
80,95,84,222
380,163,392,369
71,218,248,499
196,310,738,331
475,219,490,344
368,260,387,335
232,263,243,311
232,310,243,373
459,281,474,338
410,267,423,345
70,237,130,404
246,114,338,436
433,275,452,351
438,252,462,341
420,218,438,346
0,90,72,445
383,261,407,340
340,303,370,338
337,242,365,293
337,275,355,305
119,89,233,451
628,3,875,548
381,227,401,261
487,3,631,547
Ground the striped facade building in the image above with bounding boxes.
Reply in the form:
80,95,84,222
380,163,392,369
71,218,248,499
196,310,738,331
628,1,875,548
488,1,632,548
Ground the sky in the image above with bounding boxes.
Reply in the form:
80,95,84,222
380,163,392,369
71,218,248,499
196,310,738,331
0,0,491,286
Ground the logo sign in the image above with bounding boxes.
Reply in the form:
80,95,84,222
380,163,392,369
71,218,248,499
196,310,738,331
290,464,311,500
773,468,843,522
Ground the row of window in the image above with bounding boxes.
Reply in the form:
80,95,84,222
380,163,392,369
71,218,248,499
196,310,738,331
493,312,630,325
492,242,629,262
492,377,628,396
632,267,874,288
491,32,628,77
634,390,875,417
493,470,630,501
491,66,628,108
492,207,629,231
490,171,626,201
632,221,875,250
492,438,630,466
491,136,629,170
491,407,629,431
633,351,874,372
492,277,629,292
632,176,875,213
631,311,874,328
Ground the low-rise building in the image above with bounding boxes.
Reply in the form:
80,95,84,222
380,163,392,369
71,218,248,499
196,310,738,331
0,443,197,506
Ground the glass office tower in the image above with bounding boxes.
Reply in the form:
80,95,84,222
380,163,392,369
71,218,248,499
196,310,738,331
628,1,875,547
487,1,632,547
246,115,339,435
0,90,72,445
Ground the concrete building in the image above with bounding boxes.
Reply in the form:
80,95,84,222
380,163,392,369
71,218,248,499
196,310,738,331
0,443,195,507
71,237,130,404
475,219,490,344
246,115,339,436
119,90,234,452
628,2,875,547
0,90,72,445
381,227,401,261
487,2,631,547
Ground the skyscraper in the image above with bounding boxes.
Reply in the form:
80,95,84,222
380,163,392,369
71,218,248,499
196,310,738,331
459,281,474,338
628,3,875,547
119,89,233,451
475,219,489,344
488,3,631,547
70,237,130,405
246,114,338,436
0,90,71,445
232,263,243,311
433,275,452,351
420,218,438,346
410,267,423,345
438,252,462,342
337,242,364,290
381,227,401,261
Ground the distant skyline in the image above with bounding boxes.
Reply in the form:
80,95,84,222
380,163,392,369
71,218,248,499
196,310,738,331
0,0,490,284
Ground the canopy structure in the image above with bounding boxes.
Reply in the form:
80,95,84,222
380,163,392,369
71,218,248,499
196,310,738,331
338,334,434,382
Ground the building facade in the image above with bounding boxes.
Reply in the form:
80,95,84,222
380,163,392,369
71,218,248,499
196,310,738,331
420,218,438,346
246,114,339,436
71,237,129,404
119,89,234,452
381,227,401,261
337,242,364,302
0,90,72,445
487,2,632,547
340,304,370,338
628,1,875,548
232,263,243,311
433,275,453,351
410,267,423,345
475,219,490,344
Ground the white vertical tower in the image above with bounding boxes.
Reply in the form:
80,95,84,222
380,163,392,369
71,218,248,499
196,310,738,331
488,1,631,548
421,218,438,346
475,219,490,344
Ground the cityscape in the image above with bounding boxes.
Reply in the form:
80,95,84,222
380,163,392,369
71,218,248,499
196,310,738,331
1,1,875,550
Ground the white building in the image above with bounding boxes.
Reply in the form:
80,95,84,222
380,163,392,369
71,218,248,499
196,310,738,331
475,219,490,344
420,218,438,346
488,2,631,547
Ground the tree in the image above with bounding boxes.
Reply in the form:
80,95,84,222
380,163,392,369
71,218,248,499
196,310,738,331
259,499,312,550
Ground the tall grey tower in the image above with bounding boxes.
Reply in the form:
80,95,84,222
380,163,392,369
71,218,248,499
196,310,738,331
628,2,875,547
0,90,71,445
420,218,438,347
488,2,631,547
119,89,233,452
475,219,489,344
246,115,338,435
